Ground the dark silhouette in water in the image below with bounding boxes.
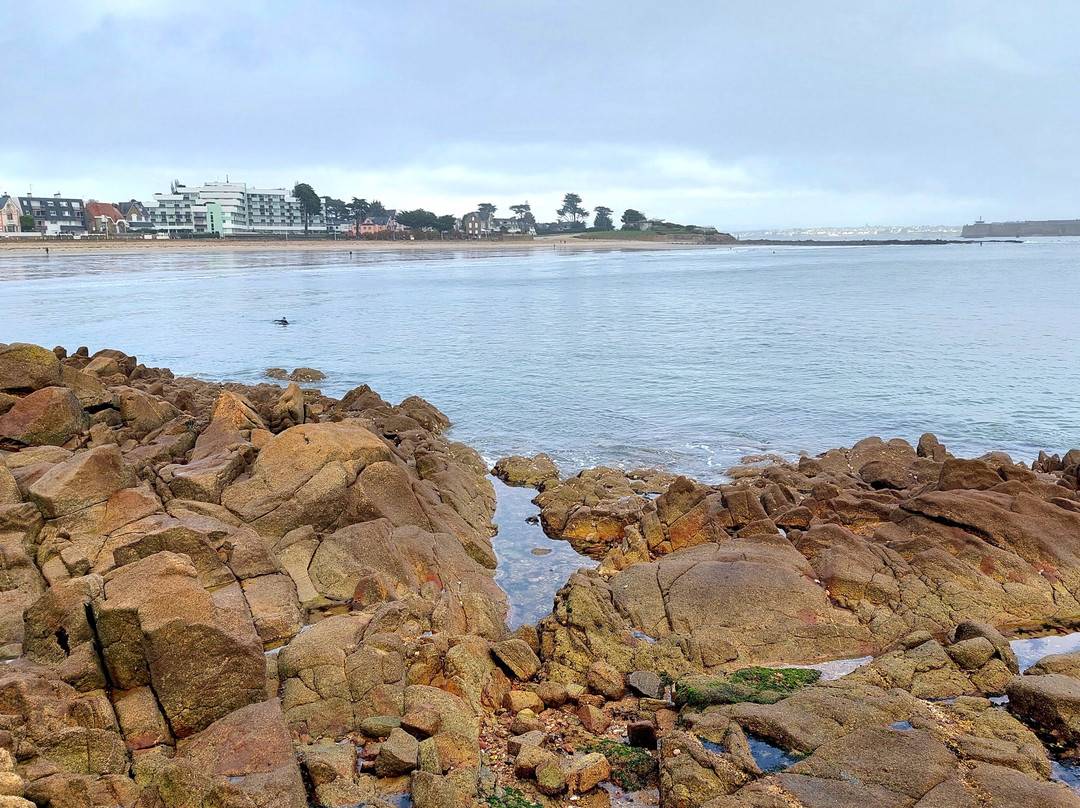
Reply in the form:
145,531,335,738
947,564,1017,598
273,317,289,325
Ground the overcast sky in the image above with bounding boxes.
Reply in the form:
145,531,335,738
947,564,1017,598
3,1,1078,230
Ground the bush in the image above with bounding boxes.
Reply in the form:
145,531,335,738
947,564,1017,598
675,667,821,710
581,739,656,791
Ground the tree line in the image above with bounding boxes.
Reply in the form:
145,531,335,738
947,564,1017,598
553,193,648,232
295,183,654,235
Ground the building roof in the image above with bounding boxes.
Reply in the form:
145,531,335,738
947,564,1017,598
0,195,20,212
19,195,83,204
85,202,123,222
117,200,147,218
18,195,84,221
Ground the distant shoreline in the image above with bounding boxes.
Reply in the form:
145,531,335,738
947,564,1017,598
0,235,1025,256
0,236,718,255
735,237,1023,246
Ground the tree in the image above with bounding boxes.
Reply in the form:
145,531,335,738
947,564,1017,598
368,200,388,216
435,215,458,234
478,202,497,218
292,183,321,235
322,197,348,223
621,208,647,230
347,197,370,237
557,193,587,224
510,202,536,229
593,206,614,231
396,209,439,231
20,215,36,232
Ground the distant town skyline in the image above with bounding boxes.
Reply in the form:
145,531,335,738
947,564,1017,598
3,2,1079,230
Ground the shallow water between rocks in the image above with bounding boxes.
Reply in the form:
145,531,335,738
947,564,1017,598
703,736,803,775
1010,631,1080,672
489,476,594,629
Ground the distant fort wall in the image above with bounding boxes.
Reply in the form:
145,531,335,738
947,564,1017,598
962,219,1080,238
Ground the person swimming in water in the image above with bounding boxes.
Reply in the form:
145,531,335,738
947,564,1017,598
274,317,289,325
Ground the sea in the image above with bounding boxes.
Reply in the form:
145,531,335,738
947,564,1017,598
3,240,1077,482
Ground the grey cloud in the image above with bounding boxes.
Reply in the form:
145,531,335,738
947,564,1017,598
2,1,1078,228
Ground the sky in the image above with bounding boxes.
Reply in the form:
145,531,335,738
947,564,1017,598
3,1,1079,230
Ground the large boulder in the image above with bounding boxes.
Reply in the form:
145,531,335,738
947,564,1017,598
0,660,129,782
222,421,391,538
276,614,390,738
0,343,62,393
0,387,88,447
163,699,307,808
27,445,133,519
786,726,955,799
1027,650,1080,678
0,465,19,506
608,540,873,668
962,760,1080,807
937,458,1005,491
345,460,436,529
659,730,752,807
210,390,266,432
307,519,507,616
492,454,560,489
717,679,920,753
116,386,180,437
92,551,265,737
1007,673,1080,747
58,364,115,410
23,576,106,690
375,727,419,776
269,383,305,432
83,349,136,378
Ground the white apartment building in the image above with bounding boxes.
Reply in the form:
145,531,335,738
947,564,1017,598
150,181,325,235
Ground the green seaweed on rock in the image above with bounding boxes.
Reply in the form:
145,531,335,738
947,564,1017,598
581,739,656,791
485,786,543,808
675,667,821,710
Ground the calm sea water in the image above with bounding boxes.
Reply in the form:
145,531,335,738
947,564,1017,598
1,241,1078,481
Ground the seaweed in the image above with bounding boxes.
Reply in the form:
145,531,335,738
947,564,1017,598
581,739,657,791
485,786,543,808
675,667,821,710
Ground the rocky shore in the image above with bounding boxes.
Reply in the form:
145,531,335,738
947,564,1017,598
1,341,1079,807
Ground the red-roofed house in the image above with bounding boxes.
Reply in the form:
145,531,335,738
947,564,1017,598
85,201,126,235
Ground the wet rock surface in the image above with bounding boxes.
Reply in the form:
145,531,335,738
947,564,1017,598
534,435,1080,682
1,344,1080,806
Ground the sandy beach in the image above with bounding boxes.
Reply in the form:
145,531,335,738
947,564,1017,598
0,234,727,256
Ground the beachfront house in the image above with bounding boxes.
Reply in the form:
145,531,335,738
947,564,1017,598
350,212,402,237
0,195,22,234
18,194,87,235
85,201,127,235
461,211,494,238
117,200,155,230
491,216,536,236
